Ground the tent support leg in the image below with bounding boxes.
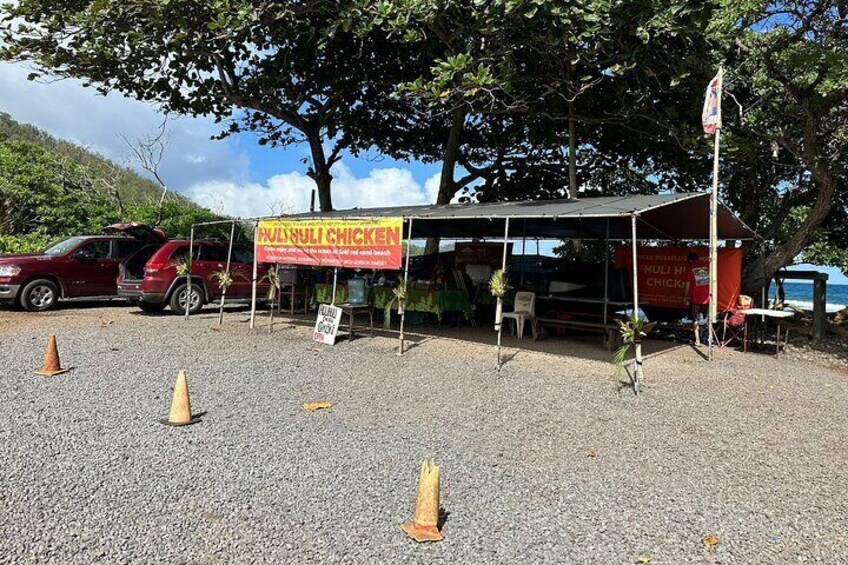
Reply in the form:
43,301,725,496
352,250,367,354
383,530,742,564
184,225,195,320
249,221,259,329
399,218,413,355
497,218,510,369
631,214,642,394
603,218,610,347
331,267,338,305
218,220,236,325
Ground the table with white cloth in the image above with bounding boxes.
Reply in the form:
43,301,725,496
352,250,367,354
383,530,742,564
740,308,795,355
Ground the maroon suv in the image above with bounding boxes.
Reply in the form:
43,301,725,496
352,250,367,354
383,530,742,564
0,223,166,311
118,240,270,314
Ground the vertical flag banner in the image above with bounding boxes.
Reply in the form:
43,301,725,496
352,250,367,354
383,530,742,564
702,70,723,135
256,218,404,270
703,67,723,359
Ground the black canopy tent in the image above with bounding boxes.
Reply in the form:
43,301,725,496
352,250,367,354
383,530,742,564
244,192,756,388
282,192,756,241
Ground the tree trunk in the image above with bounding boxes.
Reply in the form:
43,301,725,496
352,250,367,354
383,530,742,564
306,133,334,212
424,107,465,255
742,114,837,295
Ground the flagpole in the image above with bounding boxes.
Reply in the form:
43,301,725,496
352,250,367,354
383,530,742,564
708,67,723,362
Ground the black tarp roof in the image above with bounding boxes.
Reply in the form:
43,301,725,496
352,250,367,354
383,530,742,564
284,192,756,241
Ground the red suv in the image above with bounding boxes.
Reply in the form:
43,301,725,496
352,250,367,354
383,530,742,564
0,223,166,311
117,240,270,314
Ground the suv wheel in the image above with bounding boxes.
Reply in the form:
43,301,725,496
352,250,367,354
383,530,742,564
20,279,60,312
169,282,204,315
138,301,166,314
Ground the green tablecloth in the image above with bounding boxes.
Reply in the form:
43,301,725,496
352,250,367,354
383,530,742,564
313,284,471,321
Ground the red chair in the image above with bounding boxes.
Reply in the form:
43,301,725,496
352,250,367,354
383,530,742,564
717,295,752,351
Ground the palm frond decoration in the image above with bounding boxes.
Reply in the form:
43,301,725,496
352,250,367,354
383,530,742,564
383,277,407,329
488,268,510,298
262,268,282,301
210,268,234,292
612,315,654,376
261,267,283,333
174,255,191,277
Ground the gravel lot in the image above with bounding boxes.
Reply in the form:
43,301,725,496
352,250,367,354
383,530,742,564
1,302,847,564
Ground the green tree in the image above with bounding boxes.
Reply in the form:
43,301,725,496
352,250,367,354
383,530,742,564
0,140,118,240
710,1,848,290
1,0,416,212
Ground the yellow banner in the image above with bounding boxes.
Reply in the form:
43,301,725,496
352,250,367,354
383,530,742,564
257,218,402,247
256,218,404,269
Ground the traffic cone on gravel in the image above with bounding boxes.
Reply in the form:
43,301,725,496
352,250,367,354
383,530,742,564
160,370,201,426
401,459,444,542
35,334,71,376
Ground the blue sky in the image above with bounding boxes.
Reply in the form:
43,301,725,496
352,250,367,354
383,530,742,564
1,60,846,284
0,62,445,217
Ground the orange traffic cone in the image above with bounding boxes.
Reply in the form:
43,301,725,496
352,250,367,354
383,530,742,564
160,370,201,426
35,334,71,376
401,459,444,542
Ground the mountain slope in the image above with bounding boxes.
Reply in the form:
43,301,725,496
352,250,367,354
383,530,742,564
0,113,235,252
0,112,191,207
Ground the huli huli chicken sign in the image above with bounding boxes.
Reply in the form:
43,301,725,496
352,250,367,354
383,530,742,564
256,218,404,270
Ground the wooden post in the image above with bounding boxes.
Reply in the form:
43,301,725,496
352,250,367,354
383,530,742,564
218,220,236,325
399,218,413,355
496,218,510,368
813,277,826,342
249,220,259,329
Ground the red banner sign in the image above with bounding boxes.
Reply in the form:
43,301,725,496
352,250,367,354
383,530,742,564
614,246,742,310
256,218,403,269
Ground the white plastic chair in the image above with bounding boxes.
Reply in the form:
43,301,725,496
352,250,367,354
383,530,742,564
501,291,536,340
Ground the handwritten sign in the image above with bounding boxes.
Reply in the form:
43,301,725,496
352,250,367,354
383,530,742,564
257,218,403,270
313,304,343,345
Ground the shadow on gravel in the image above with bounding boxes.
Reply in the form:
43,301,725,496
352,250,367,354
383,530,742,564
0,299,135,312
438,508,450,530
202,310,690,365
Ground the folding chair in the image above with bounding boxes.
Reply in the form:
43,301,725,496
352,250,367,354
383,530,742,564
716,295,752,351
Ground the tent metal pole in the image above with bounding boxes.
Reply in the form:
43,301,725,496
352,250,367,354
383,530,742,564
603,217,610,327
521,219,527,288
218,220,236,325
631,214,642,393
184,225,195,320
331,267,338,305
497,217,510,368
249,220,259,329
399,218,413,355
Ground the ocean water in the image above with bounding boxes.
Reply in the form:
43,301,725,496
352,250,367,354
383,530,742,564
778,281,847,313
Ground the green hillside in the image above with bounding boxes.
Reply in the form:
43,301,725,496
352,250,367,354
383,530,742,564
0,113,234,253
0,112,190,206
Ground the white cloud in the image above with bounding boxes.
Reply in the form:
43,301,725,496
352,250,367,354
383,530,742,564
186,164,445,218
0,61,448,218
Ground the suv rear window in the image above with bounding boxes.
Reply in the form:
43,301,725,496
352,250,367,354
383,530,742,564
169,245,199,262
232,247,254,265
77,240,111,259
168,243,230,263
198,245,228,262
112,239,144,259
